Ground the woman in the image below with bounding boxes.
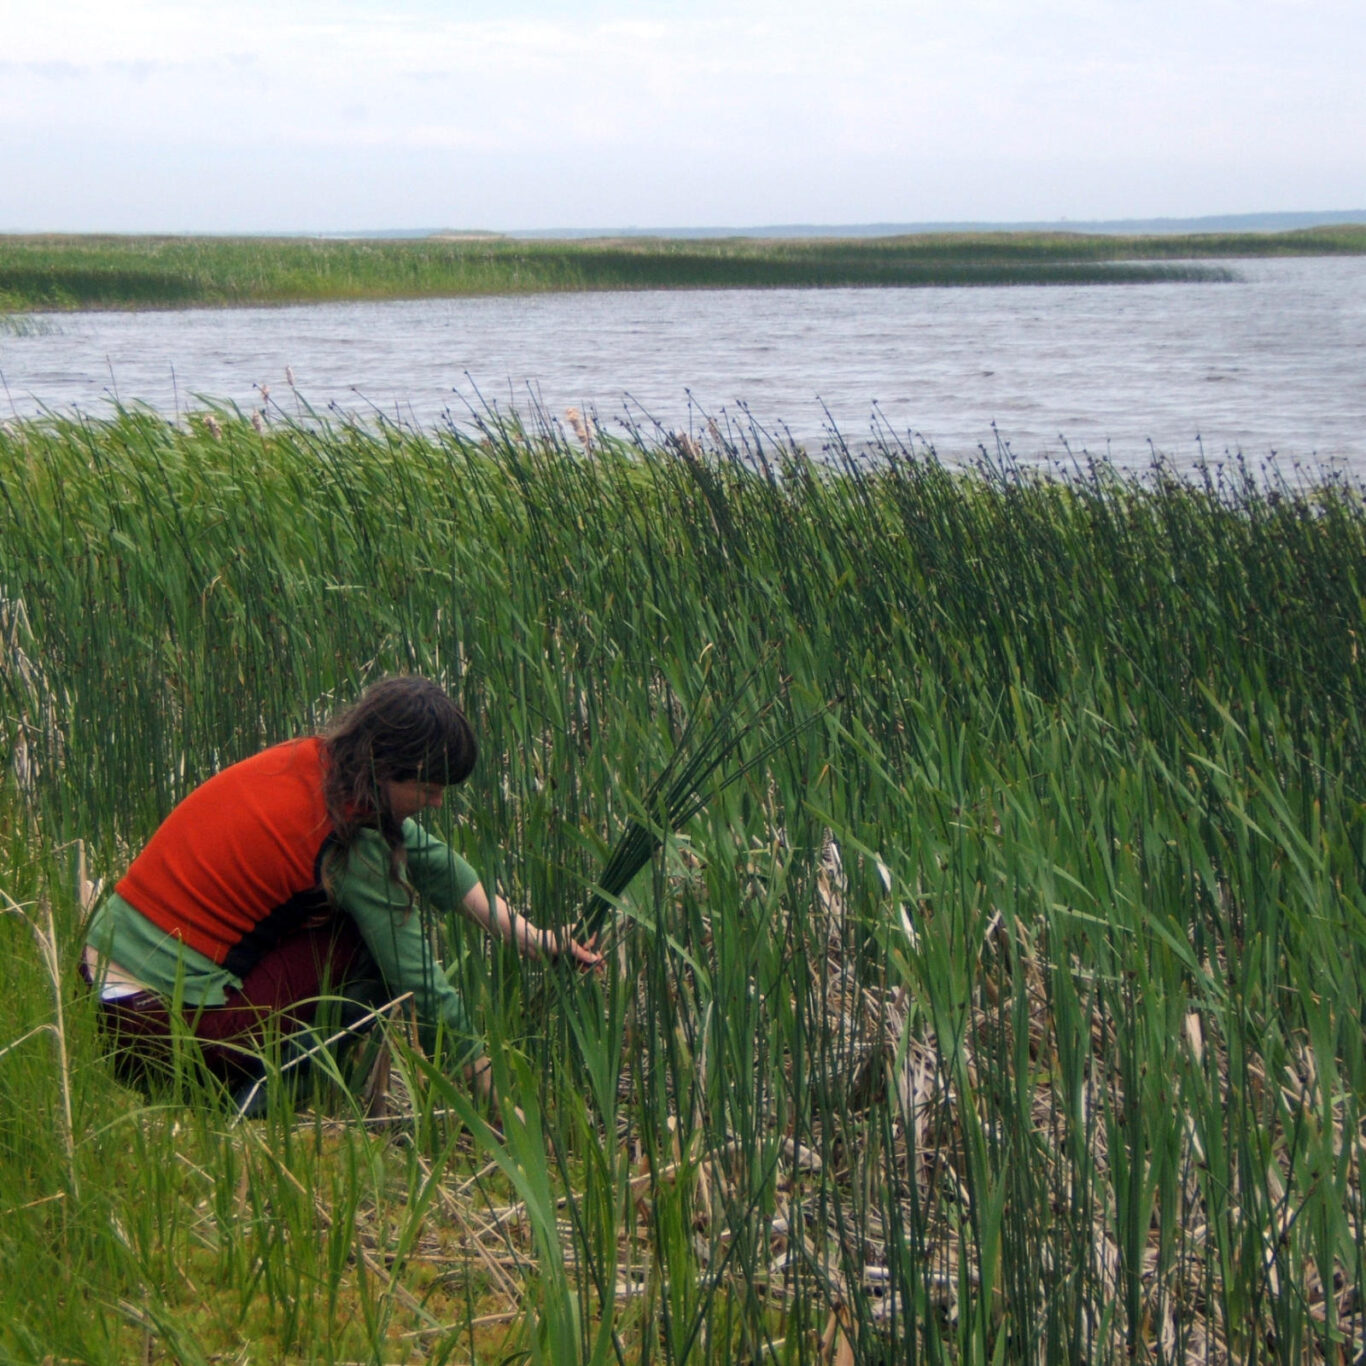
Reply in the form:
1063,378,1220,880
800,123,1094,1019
83,675,599,1103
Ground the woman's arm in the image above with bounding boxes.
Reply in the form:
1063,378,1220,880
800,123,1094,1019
330,831,483,1064
400,818,603,971
459,881,603,971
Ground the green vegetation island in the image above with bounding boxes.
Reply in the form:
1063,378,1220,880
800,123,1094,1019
3,403,1365,1362
1,223,1364,310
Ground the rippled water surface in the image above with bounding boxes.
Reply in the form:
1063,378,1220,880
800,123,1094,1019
3,257,1363,471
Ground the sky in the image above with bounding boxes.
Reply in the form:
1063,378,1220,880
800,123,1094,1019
2,0,1363,234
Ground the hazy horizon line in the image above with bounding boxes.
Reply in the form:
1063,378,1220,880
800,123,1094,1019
502,210,1366,241
7,210,1365,241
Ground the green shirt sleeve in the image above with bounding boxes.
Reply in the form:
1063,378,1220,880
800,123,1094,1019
330,822,483,1064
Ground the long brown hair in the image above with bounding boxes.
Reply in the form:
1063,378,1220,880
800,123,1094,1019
321,676,477,883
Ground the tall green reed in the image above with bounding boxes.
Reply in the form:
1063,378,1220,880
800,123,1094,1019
3,402,1365,1361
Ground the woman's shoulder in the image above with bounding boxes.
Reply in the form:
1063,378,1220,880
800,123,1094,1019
195,734,324,787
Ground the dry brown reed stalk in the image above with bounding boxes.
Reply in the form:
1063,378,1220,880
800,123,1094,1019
564,407,594,453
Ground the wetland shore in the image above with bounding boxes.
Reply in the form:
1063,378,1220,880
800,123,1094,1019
4,224,1365,312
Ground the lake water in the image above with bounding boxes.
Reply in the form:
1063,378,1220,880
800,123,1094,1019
2,257,1363,473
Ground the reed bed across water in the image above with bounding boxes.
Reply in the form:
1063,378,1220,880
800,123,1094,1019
17,226,1366,310
1,403,1365,1363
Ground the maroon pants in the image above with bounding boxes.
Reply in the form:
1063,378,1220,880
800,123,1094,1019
92,918,370,1087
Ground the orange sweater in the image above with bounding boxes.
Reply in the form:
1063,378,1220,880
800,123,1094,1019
116,738,335,979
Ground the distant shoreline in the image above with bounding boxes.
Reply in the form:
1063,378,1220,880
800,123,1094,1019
505,210,1366,241
2,225,1363,313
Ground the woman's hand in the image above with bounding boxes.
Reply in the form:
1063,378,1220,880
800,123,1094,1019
533,927,604,972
